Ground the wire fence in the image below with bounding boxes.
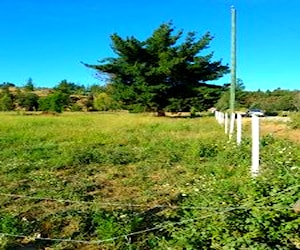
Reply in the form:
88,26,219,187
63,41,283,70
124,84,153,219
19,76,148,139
0,188,298,211
0,207,261,245
1,183,299,245
0,216,195,245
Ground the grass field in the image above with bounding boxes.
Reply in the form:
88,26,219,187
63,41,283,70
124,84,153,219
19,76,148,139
0,112,299,249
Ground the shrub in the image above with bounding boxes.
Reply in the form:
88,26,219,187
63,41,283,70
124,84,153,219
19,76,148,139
38,91,69,113
93,92,119,111
289,113,300,129
264,110,279,116
0,94,14,111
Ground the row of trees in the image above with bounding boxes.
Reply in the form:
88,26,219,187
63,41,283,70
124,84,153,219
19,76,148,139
0,80,122,113
1,79,299,114
215,79,300,113
0,80,91,113
1,23,299,114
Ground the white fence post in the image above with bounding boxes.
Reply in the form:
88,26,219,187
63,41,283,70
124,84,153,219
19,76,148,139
220,112,224,125
251,115,260,177
225,113,229,134
216,111,225,125
229,113,235,139
215,111,220,124
236,113,242,145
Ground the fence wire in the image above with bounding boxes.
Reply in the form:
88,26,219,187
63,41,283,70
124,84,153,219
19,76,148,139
0,184,299,245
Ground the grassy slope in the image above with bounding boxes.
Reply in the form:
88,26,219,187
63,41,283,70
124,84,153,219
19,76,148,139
0,112,299,249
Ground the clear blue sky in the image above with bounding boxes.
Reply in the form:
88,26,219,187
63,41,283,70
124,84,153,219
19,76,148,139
1,0,299,91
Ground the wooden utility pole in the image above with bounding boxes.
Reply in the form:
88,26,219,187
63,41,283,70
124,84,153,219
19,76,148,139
230,6,237,113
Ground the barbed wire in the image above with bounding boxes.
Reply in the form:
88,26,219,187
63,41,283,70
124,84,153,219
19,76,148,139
0,185,299,246
0,191,297,211
0,207,239,245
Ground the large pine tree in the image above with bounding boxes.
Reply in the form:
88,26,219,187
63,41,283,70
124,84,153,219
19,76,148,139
83,23,229,113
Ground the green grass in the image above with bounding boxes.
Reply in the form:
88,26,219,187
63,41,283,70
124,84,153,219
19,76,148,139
0,112,225,201
0,112,299,249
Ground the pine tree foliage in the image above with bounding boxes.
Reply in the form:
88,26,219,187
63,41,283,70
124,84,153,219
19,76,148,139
84,23,229,112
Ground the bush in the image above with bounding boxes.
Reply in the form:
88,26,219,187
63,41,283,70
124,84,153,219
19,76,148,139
38,91,69,113
127,104,147,113
289,113,300,129
264,110,279,116
0,94,14,111
16,92,39,111
70,103,82,111
93,92,117,111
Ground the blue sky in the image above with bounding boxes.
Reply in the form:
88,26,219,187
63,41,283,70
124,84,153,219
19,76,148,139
1,0,299,91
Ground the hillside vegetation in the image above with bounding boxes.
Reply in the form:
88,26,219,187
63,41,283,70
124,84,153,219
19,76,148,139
0,112,299,249
1,21,300,115
1,81,300,117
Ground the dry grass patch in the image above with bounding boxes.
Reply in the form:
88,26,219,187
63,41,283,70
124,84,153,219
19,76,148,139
260,120,300,144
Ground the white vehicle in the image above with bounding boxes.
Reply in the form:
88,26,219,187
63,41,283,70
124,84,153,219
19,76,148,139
246,109,265,117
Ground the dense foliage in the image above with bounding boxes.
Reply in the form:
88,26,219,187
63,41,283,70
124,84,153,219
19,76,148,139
0,79,299,115
216,80,300,114
84,23,229,113
0,113,299,249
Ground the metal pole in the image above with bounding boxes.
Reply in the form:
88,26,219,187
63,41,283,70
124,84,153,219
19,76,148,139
230,6,236,113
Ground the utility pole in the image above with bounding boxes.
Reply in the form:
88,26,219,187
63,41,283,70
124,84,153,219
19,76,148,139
230,6,237,113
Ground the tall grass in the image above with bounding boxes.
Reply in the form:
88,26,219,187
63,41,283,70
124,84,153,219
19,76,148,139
290,112,300,129
0,112,299,249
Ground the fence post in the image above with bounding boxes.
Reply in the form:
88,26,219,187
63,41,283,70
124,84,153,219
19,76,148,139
236,113,242,145
220,112,224,125
225,113,229,134
229,113,235,139
216,111,221,124
251,115,260,177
